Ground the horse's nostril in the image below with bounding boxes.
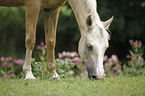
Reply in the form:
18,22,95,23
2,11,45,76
92,74,99,80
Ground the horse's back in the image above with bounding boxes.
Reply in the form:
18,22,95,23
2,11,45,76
0,0,24,6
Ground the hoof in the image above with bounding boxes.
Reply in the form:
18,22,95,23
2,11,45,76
49,76,61,80
25,71,36,80
25,76,36,80
49,72,60,80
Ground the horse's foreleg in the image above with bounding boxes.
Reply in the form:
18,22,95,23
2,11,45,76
23,1,40,80
43,7,61,80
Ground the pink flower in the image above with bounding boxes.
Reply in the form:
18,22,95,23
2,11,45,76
10,73,16,77
9,57,12,61
4,75,10,79
41,42,44,46
0,57,4,61
111,72,115,76
112,67,117,71
141,58,144,62
111,55,117,62
70,52,78,57
129,40,134,46
104,63,108,69
134,40,139,47
126,54,131,59
104,55,108,61
138,41,142,47
9,63,13,68
58,53,62,58
6,57,10,61
132,56,137,61
2,63,5,67
37,45,41,50
62,51,67,56
44,45,47,49
14,59,24,64
66,52,71,56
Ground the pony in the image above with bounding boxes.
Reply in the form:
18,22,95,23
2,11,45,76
0,0,113,80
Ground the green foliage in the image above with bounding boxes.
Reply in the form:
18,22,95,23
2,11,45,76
55,59,74,78
0,7,25,57
123,40,145,76
60,4,72,16
0,57,23,79
1,40,145,79
0,1,145,60
103,55,122,77
32,42,77,79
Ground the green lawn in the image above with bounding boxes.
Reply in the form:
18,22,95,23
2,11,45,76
0,77,145,96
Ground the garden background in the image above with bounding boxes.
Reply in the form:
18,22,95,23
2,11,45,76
0,0,145,79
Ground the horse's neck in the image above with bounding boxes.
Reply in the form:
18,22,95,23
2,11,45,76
67,0,100,32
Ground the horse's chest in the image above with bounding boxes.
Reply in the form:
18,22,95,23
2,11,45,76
40,0,66,9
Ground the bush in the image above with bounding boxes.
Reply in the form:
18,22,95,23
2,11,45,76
123,40,145,76
103,55,122,77
35,42,87,79
0,57,23,79
1,40,145,79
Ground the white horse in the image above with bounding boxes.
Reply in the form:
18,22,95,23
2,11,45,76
0,0,113,80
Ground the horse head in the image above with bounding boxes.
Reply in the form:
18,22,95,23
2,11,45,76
78,15,113,80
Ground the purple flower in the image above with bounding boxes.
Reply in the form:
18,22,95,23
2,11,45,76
4,75,10,79
112,67,117,71
6,57,12,61
72,57,80,65
141,58,144,62
4,73,16,79
104,63,108,69
129,40,134,46
111,55,117,62
70,52,78,57
73,57,79,62
9,63,13,68
58,53,62,58
62,51,67,56
134,40,139,47
104,55,108,61
9,57,12,61
0,57,4,61
18,59,24,64
138,41,142,47
111,72,115,76
126,54,131,59
37,45,41,50
109,62,113,66
132,56,137,61
66,52,71,56
2,63,5,67
41,42,44,46
44,45,47,49
10,73,16,77
14,59,24,64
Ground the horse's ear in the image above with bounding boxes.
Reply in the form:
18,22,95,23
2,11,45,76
103,16,114,29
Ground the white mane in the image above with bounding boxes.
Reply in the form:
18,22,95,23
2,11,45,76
84,0,97,13
84,0,110,41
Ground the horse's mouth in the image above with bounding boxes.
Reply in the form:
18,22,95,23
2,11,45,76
88,74,105,80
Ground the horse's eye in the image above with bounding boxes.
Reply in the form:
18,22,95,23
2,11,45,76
87,44,93,51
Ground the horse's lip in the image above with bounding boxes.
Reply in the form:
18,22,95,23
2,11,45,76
89,74,105,80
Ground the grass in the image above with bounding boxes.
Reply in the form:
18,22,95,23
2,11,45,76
0,76,145,96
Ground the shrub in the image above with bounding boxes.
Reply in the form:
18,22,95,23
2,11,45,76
123,40,145,76
103,55,122,77
34,42,86,79
0,57,23,79
58,51,87,78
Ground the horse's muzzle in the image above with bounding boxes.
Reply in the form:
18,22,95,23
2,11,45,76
88,74,104,80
